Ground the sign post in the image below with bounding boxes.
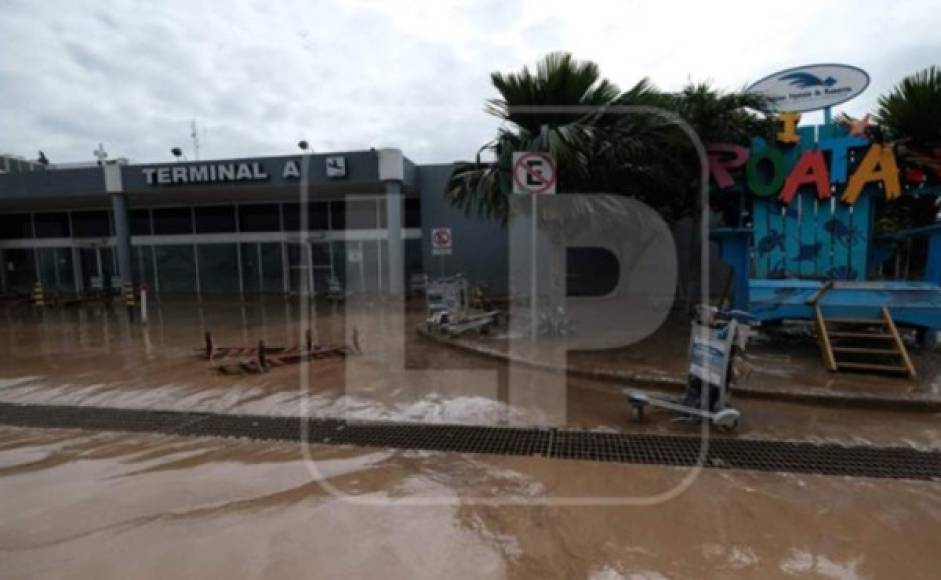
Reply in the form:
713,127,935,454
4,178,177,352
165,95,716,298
431,227,453,276
512,152,557,338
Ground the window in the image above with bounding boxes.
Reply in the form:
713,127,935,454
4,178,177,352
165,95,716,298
194,206,236,233
154,245,195,293
282,202,328,231
71,211,111,237
0,214,33,239
198,244,240,293
238,204,280,232
130,210,152,236
346,200,377,229
152,207,193,235
405,198,421,228
33,212,70,238
330,201,346,230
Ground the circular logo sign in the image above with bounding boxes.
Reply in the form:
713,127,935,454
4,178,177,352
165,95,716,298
746,63,870,113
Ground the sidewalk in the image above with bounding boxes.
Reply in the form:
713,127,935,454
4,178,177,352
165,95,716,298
417,321,941,412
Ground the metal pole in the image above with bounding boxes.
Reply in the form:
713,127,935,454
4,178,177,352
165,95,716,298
530,193,538,338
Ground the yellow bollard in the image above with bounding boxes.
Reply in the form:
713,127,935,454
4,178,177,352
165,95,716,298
32,282,45,307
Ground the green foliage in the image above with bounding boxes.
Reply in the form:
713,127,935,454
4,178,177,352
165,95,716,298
876,66,941,147
447,52,773,224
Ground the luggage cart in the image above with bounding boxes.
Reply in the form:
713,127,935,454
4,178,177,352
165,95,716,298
625,308,754,433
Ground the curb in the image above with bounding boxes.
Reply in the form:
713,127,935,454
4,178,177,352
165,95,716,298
417,326,941,413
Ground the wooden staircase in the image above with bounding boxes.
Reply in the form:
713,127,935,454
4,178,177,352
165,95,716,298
813,306,916,377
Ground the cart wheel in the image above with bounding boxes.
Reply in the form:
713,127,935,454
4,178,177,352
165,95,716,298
712,408,741,433
633,405,644,422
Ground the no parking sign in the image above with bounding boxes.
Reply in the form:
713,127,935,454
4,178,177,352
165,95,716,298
431,227,452,256
512,152,557,195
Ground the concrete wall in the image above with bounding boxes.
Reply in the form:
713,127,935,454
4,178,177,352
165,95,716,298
0,167,105,201
417,163,509,293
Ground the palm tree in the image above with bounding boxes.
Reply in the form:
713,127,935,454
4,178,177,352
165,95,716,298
876,66,941,147
447,53,772,223
446,52,665,222
872,66,941,232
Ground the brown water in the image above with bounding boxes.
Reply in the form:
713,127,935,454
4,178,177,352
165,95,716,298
1,299,940,578
0,425,939,578
1,299,939,448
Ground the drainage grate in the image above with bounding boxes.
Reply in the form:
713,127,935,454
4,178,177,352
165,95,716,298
0,402,938,481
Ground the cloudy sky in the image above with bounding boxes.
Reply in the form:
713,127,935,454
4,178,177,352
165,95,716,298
2,0,939,165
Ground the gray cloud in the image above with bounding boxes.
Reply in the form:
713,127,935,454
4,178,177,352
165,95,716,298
1,0,939,166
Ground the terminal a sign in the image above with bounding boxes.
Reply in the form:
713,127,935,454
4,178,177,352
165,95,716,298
141,156,348,186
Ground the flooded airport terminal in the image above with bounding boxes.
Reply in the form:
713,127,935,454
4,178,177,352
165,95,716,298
2,5,941,576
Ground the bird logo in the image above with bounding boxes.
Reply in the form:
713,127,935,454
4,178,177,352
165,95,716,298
779,72,837,88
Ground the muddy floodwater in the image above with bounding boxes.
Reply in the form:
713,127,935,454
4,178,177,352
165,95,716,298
1,298,940,578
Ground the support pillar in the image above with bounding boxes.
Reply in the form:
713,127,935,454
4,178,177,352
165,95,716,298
379,149,405,295
111,193,133,286
103,161,132,286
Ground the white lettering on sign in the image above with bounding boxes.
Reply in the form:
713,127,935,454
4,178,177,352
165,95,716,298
142,162,271,186
282,160,300,179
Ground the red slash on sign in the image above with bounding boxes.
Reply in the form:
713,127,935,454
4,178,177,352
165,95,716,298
512,152,557,195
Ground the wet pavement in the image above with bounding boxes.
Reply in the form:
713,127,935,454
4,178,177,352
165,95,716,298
1,425,940,578
1,298,940,577
1,298,940,448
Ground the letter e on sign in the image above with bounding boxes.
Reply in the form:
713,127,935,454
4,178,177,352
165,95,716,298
512,152,557,194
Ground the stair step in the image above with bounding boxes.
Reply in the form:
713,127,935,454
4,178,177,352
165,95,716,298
824,318,885,325
836,361,909,373
827,331,893,339
832,346,900,355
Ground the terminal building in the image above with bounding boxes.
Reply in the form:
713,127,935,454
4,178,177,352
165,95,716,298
0,149,508,299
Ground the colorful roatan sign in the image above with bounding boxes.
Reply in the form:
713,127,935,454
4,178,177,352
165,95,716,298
707,113,902,205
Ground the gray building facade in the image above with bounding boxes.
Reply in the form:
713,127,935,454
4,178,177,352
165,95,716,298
0,149,508,299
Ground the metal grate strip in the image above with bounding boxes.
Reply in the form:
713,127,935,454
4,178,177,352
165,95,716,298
0,402,938,481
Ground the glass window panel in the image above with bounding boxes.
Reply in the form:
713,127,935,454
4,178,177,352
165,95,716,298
153,207,193,235
238,204,280,232
33,212,70,238
72,210,111,237
405,198,421,228
282,202,328,231
308,202,329,230
361,240,379,292
260,243,284,294
154,245,195,294
0,214,33,239
3,248,36,293
198,244,240,294
405,238,423,277
240,243,260,294
132,246,156,291
130,210,152,236
330,201,346,230
346,200,377,229
195,206,236,233
36,247,74,294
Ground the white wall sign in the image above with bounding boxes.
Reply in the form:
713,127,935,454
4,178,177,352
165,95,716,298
142,162,269,186
431,227,453,256
746,63,870,113
347,246,363,263
512,152,557,194
326,156,347,178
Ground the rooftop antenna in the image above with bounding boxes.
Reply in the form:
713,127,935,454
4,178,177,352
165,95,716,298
93,143,108,166
190,119,200,161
